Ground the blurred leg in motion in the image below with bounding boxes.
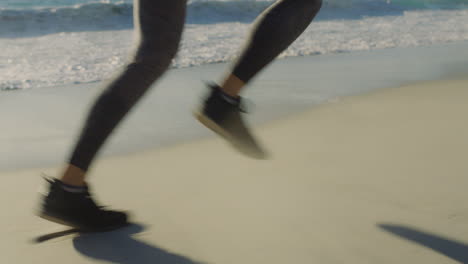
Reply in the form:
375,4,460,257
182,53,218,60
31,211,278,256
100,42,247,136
196,0,322,158
39,0,188,231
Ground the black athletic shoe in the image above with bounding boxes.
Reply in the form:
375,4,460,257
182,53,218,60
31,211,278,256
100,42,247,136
195,83,267,159
38,178,128,231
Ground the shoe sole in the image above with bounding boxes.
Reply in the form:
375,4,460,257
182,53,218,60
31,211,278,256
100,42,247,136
38,212,128,232
194,111,235,142
194,111,268,159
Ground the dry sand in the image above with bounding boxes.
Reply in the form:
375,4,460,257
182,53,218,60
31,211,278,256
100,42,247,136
1,79,467,264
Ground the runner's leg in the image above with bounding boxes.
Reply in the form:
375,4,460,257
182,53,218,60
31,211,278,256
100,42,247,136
221,0,322,96
63,0,188,185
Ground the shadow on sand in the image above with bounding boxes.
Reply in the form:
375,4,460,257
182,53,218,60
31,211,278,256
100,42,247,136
379,224,468,263
73,223,203,264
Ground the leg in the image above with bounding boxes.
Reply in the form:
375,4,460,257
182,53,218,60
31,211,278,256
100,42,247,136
39,0,187,230
221,0,322,96
196,0,322,158
63,0,187,185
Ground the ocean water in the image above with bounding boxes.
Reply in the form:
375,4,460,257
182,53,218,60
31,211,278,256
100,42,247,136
0,0,467,90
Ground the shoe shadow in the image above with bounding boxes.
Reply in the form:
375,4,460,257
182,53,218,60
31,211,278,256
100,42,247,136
33,228,81,243
73,223,203,264
379,224,468,263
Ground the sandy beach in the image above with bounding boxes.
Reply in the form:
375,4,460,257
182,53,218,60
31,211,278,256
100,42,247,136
1,58,467,263
1,0,468,262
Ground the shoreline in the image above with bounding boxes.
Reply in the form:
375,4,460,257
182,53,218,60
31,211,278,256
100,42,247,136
0,41,467,172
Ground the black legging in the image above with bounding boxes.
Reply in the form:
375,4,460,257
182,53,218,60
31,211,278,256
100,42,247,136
69,0,322,171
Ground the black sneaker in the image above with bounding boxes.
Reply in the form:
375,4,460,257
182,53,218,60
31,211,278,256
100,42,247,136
38,178,128,231
194,83,267,159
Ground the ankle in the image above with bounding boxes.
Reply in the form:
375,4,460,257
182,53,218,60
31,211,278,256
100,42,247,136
60,164,87,187
220,74,245,97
